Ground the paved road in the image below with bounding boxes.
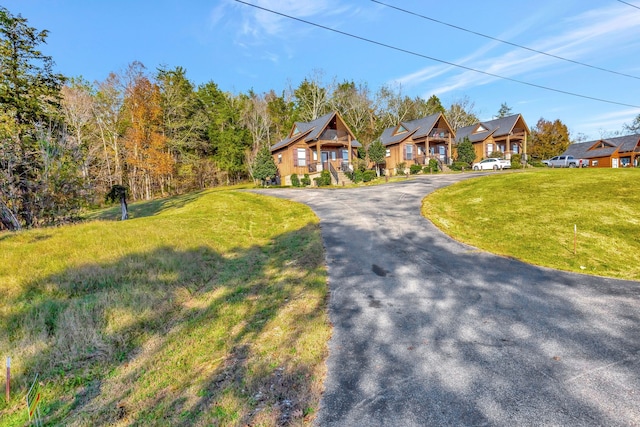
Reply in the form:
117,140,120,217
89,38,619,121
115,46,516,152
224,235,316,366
256,174,640,426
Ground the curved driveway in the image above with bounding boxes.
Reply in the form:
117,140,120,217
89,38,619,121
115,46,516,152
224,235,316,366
256,174,640,426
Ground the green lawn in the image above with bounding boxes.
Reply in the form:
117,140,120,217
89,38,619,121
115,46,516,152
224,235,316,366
422,168,640,281
0,189,329,426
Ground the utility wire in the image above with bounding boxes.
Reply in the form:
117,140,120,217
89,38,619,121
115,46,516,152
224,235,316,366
233,0,640,109
617,0,640,10
371,0,640,81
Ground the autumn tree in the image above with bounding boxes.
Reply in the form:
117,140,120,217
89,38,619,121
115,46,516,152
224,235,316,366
446,96,480,131
330,80,377,144
529,118,571,160
0,6,67,229
121,65,174,199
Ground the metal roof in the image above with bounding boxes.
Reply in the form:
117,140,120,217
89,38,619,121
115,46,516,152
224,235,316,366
379,113,444,146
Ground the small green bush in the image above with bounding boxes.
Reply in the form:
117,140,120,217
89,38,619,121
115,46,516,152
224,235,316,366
349,170,363,183
511,154,523,169
410,164,422,174
301,173,311,186
290,174,300,187
429,158,439,173
395,162,407,176
450,161,469,171
362,170,377,182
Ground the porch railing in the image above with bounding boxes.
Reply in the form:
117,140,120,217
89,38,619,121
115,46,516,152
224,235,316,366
328,163,339,184
319,129,349,142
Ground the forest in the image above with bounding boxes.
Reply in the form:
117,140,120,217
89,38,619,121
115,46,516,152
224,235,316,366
0,5,611,231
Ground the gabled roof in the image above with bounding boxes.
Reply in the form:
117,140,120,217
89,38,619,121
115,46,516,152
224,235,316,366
456,114,528,143
379,113,447,146
270,112,361,151
563,134,640,159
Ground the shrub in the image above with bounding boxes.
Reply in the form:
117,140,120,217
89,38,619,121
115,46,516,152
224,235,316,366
362,170,377,182
395,162,407,176
290,174,300,187
511,154,523,169
348,170,363,183
450,161,469,171
314,170,331,186
488,151,504,158
410,164,422,174
528,159,545,168
428,158,439,173
301,173,311,186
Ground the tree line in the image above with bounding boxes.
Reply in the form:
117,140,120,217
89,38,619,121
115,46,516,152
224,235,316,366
1,6,637,230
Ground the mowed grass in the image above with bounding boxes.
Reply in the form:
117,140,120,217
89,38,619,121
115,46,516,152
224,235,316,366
423,168,640,281
0,188,329,426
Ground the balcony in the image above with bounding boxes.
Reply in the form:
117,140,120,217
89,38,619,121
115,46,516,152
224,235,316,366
318,129,350,143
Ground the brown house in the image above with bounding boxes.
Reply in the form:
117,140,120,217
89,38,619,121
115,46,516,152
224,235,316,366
378,113,455,174
563,134,640,168
456,114,530,163
270,112,361,185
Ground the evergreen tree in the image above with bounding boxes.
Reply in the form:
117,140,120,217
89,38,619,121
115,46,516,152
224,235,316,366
456,137,476,165
425,95,445,114
496,102,512,118
0,6,67,229
368,139,386,176
252,145,278,185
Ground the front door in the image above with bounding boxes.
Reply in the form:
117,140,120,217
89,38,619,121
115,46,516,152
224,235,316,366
612,158,619,168
321,152,329,171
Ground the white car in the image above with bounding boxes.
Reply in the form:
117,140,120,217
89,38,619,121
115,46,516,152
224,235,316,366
472,158,511,171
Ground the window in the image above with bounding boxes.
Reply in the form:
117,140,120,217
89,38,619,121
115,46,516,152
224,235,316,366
405,144,414,160
592,160,598,166
486,143,494,156
278,154,282,164
512,143,519,154
386,149,391,158
331,151,337,161
312,151,317,161
342,149,349,161
297,148,306,167
394,124,408,135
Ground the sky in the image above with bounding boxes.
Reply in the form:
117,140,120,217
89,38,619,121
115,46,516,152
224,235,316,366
4,0,640,140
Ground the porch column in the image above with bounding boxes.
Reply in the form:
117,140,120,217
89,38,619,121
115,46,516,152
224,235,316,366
348,134,352,166
426,137,430,164
448,135,452,165
506,134,511,159
316,142,321,171
524,132,528,162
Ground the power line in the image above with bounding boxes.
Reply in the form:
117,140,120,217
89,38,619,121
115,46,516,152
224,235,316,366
233,0,640,109
617,0,640,10
371,0,640,81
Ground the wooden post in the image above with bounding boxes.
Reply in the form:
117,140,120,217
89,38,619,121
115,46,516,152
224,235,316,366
574,224,577,255
5,357,9,402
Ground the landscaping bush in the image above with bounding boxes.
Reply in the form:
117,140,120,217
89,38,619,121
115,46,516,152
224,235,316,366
428,158,439,173
362,170,377,182
349,170,363,183
314,170,331,186
410,164,422,174
450,161,470,171
395,162,407,176
291,174,300,187
301,173,311,186
511,154,523,169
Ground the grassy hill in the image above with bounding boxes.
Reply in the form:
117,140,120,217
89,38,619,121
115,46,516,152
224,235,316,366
0,189,329,426
423,168,640,281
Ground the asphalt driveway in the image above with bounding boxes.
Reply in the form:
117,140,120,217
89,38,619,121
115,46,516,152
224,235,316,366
255,174,640,426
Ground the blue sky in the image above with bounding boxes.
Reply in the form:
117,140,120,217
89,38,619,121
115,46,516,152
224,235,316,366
4,0,640,140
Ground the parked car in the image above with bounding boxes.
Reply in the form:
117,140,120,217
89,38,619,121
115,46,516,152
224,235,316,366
542,155,588,168
472,158,511,171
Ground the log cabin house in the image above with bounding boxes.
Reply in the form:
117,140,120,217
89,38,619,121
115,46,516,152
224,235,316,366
562,134,640,168
270,112,361,185
378,113,455,175
456,114,530,163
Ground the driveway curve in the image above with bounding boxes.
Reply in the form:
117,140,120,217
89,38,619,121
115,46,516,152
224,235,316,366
255,174,640,426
